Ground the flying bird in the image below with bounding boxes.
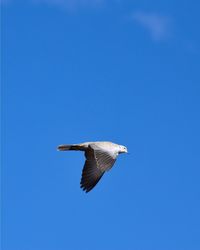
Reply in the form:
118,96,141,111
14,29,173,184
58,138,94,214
57,141,128,193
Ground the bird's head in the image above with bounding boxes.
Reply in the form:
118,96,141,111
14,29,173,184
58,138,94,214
118,145,128,154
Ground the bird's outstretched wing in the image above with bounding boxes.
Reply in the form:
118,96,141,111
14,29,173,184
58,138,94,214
80,145,117,192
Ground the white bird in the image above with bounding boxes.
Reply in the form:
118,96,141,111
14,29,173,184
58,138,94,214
57,141,128,192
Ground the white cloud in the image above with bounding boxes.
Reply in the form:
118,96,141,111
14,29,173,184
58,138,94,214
132,11,171,41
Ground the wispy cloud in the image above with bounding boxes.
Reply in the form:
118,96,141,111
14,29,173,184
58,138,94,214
132,11,171,42
32,0,103,10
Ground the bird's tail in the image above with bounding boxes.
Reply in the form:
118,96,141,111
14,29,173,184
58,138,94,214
57,144,84,151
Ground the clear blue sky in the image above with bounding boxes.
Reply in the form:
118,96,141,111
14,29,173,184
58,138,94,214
2,1,200,250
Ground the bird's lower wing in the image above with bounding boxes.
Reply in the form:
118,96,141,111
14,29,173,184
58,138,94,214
94,149,116,172
80,148,104,193
80,145,117,192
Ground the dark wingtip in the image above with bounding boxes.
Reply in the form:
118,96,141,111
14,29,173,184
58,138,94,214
80,184,89,193
80,183,93,193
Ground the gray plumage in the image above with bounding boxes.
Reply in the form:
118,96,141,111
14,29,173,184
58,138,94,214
57,141,128,193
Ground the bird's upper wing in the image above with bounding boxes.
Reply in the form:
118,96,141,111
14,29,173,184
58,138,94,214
80,145,117,192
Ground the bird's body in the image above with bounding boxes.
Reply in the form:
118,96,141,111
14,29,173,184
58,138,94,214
58,141,127,193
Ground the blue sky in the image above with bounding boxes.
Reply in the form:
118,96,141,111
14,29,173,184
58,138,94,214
1,0,200,250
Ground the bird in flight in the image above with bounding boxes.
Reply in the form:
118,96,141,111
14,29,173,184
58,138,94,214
57,141,128,193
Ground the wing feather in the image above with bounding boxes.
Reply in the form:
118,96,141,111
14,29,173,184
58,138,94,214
80,145,117,192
